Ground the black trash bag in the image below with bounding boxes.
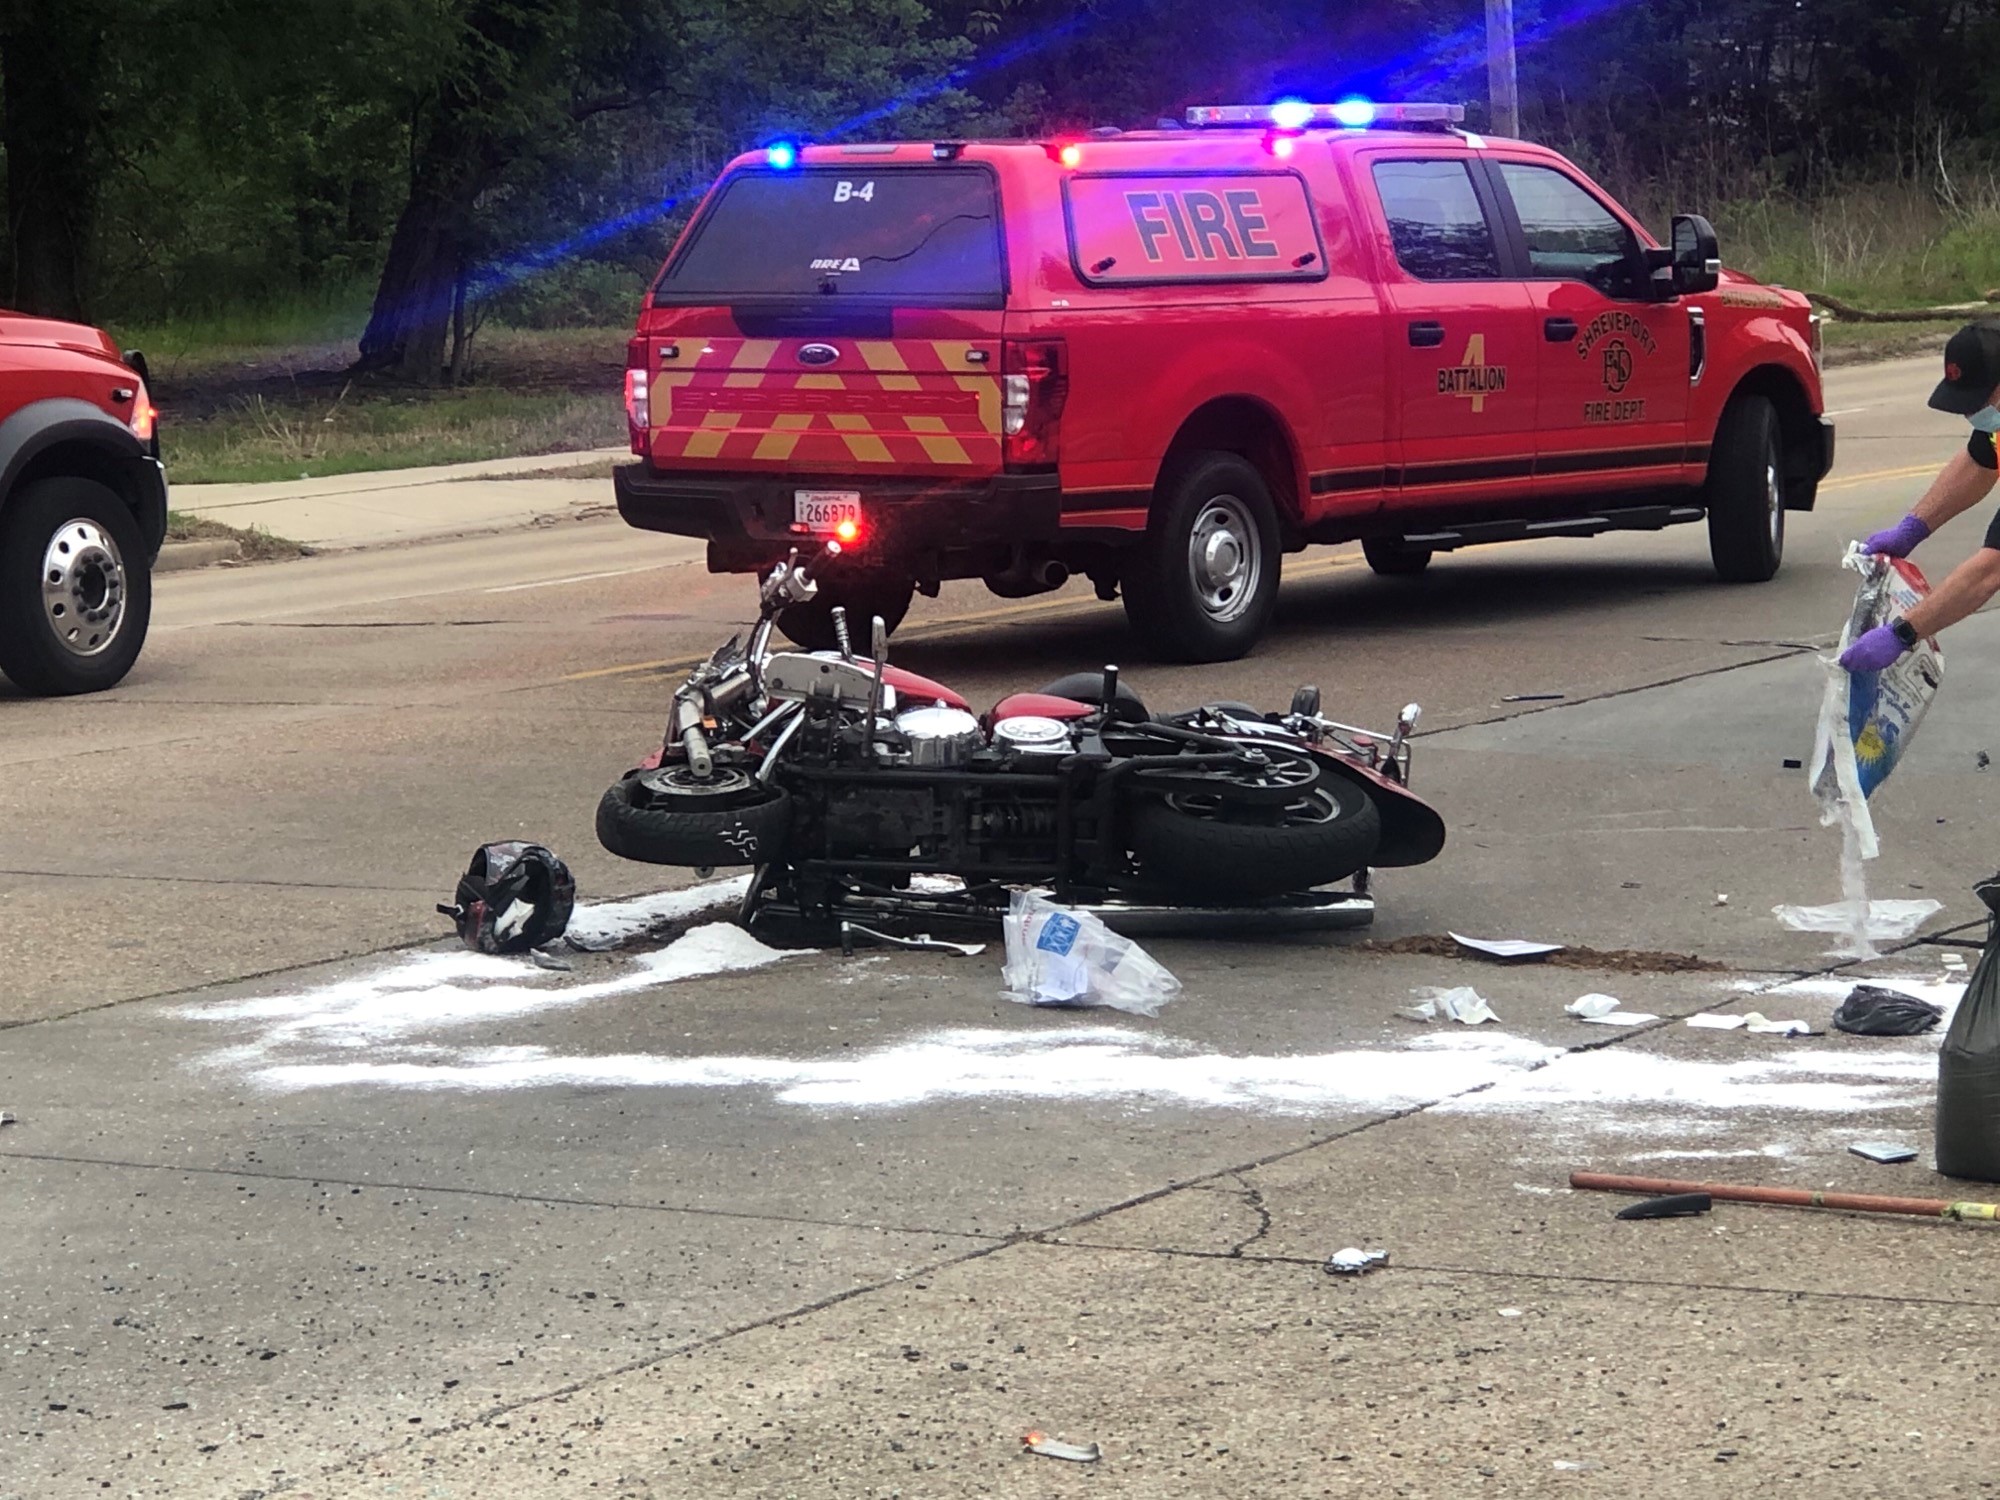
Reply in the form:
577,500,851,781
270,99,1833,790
1936,872,2000,1179
1834,985,1945,1037
438,842,575,954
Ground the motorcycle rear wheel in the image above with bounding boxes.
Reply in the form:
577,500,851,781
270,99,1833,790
597,765,791,867
1128,777,1380,900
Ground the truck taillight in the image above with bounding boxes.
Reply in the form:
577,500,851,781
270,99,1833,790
624,367,649,433
1002,339,1066,467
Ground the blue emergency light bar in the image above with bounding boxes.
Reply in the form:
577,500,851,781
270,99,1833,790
1185,101,1465,130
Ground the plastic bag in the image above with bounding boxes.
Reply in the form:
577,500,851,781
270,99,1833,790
1833,984,1945,1037
1001,891,1181,1016
1398,986,1500,1024
1809,546,1943,862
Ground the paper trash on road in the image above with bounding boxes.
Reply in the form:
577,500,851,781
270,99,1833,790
1450,932,1565,961
1686,1011,1809,1035
1564,994,1659,1025
1324,1247,1390,1275
1774,898,1943,942
1400,986,1500,1024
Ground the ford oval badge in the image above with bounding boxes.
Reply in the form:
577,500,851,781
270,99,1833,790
797,343,839,366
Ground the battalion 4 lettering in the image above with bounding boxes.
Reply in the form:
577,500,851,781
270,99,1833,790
1439,334,1507,412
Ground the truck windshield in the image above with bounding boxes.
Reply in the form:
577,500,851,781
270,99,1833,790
657,167,1004,304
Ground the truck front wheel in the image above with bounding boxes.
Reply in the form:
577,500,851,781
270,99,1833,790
0,476,152,696
1706,394,1785,583
1123,451,1281,663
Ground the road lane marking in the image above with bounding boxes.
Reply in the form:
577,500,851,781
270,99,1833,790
1818,462,1940,492
485,565,666,594
558,553,1366,682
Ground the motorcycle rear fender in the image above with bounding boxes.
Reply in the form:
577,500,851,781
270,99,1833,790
1317,756,1446,868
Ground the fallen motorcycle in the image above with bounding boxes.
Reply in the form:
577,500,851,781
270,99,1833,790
597,544,1445,933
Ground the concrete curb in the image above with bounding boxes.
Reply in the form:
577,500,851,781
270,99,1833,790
156,538,241,573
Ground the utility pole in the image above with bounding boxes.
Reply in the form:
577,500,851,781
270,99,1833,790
1486,0,1519,137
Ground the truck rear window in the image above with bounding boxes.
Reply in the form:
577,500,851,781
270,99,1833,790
657,167,1004,305
1064,172,1326,285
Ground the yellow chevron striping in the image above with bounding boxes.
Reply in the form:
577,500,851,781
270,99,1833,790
857,342,908,372
840,434,896,463
903,415,950,434
953,373,1001,433
878,374,922,392
683,411,741,459
914,434,972,464
731,339,780,369
723,371,764,389
794,374,847,390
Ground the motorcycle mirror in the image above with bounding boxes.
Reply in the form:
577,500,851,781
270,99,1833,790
1290,684,1322,718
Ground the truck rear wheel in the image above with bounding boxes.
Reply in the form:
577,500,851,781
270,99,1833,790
775,573,914,651
1706,394,1785,583
1123,451,1280,663
0,476,152,696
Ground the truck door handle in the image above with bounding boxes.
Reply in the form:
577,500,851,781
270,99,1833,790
1407,321,1445,348
1544,317,1579,342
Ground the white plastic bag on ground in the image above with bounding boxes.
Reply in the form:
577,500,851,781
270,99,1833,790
1795,545,1944,957
1398,986,1500,1024
1001,890,1181,1016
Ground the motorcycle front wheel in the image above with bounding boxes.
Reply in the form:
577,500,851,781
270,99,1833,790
596,765,792,867
1127,776,1380,900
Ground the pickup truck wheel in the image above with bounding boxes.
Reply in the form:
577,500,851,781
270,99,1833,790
0,476,152,696
1124,451,1280,662
775,573,914,651
1706,394,1785,583
1362,538,1432,577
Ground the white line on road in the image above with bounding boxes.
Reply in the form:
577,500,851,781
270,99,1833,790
484,565,668,594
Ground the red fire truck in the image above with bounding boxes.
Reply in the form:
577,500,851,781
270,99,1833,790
615,101,1831,662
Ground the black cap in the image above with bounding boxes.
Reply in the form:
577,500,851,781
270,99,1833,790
1930,323,2000,414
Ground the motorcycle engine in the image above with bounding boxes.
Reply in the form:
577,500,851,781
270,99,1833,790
894,705,985,766
991,715,1074,755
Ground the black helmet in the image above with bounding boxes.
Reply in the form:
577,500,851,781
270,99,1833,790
439,842,576,954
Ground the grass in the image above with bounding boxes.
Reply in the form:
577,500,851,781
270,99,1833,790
154,324,630,484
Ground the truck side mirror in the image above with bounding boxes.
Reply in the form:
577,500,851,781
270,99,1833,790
1670,214,1720,296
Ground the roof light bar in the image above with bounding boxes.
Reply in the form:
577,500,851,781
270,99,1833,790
1186,102,1465,129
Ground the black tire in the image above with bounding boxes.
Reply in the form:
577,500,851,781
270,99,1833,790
777,574,915,651
0,476,151,696
1706,394,1785,583
1363,538,1433,577
1122,451,1281,663
1128,775,1382,900
597,766,792,867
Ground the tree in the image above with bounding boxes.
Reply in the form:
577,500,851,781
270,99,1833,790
0,0,110,318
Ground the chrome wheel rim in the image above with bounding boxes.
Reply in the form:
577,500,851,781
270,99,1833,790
1187,494,1260,623
41,519,126,658
638,764,756,800
1764,448,1785,552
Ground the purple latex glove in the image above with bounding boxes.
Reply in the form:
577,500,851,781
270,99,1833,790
1862,513,1930,557
1839,624,1912,673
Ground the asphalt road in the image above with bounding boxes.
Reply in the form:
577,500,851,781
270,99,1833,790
9,353,2000,1497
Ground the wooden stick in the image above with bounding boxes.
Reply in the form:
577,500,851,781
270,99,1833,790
1570,1171,2000,1222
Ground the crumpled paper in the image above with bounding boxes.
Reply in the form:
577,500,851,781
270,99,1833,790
1399,986,1499,1024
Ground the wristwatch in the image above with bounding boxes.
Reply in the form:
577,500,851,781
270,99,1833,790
1891,618,1920,648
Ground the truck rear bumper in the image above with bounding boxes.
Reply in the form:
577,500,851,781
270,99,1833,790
614,464,1064,572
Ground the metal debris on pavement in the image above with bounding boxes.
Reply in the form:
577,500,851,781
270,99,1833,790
1614,1192,1713,1220
530,949,575,972
839,921,986,958
0,1110,15,1126
1849,1141,1919,1164
1502,692,1565,702
1324,1247,1390,1275
1449,932,1564,961
1023,1431,1101,1462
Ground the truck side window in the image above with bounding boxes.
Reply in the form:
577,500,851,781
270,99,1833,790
1369,160,1502,281
1497,163,1640,295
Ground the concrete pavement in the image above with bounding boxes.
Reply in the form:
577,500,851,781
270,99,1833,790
170,447,631,549
9,354,2000,1496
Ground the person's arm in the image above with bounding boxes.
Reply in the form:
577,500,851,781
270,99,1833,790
1903,545,2000,637
1911,442,1999,532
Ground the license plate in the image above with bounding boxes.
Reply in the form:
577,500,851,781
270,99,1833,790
793,490,862,533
